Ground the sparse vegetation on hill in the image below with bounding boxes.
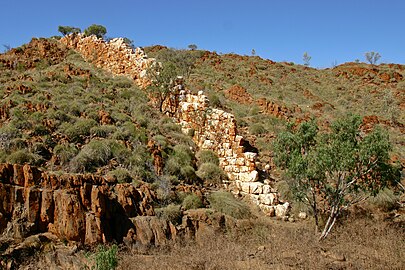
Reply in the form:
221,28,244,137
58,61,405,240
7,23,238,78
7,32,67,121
0,38,199,186
0,34,403,269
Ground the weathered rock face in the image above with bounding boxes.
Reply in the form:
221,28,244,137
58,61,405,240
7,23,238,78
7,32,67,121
60,34,155,88
0,163,156,244
125,209,227,246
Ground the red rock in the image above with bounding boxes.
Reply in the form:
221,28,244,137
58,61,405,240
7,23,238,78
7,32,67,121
52,190,85,242
13,164,25,186
23,164,41,187
39,189,54,232
24,187,41,225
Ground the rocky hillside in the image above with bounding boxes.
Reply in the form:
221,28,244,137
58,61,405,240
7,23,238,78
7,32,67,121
146,47,404,168
0,35,404,269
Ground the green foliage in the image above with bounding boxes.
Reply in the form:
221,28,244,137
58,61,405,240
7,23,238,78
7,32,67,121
147,48,203,112
53,143,78,166
182,193,203,210
7,150,43,166
365,51,381,65
196,162,226,185
273,115,400,239
196,149,219,166
188,44,198,50
60,118,98,143
84,24,107,39
208,93,222,108
94,244,118,270
303,52,311,66
58,26,81,36
70,139,128,173
208,191,251,219
248,123,266,135
164,144,197,183
123,37,135,49
155,204,182,225
107,167,132,183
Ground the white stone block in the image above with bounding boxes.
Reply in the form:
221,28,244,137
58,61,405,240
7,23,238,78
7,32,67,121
240,182,251,193
225,149,233,157
244,152,257,161
262,184,271,194
275,202,290,218
202,140,213,149
250,170,259,182
249,182,264,194
258,193,276,205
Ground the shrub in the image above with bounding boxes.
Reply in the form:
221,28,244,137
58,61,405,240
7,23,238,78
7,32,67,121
90,125,116,138
208,93,222,108
196,162,227,185
84,24,107,39
249,123,266,135
53,143,78,166
368,188,399,211
58,26,81,36
182,194,203,210
155,204,182,225
94,244,118,270
70,139,112,172
60,118,97,143
208,191,251,219
107,168,132,183
7,150,43,166
164,144,195,180
196,149,219,166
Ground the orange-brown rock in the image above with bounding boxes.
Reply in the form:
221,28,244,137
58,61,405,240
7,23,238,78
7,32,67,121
0,38,67,71
147,140,164,175
224,85,253,104
98,110,112,125
60,34,155,88
0,163,156,244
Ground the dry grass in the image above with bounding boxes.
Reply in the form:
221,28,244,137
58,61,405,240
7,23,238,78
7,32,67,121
118,212,404,270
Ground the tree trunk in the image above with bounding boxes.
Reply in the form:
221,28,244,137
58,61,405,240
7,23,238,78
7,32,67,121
319,207,339,241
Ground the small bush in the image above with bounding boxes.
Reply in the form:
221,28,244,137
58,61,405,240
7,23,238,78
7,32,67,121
368,188,399,211
94,244,118,270
155,204,182,225
70,139,112,172
196,162,227,185
180,165,198,184
7,150,43,166
196,149,219,166
164,144,195,180
249,123,266,135
182,194,203,210
107,168,132,183
209,93,222,108
61,118,97,143
90,125,116,138
53,143,78,166
208,191,251,219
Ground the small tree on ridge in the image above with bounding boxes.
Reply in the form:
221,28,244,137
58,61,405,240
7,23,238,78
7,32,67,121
84,24,107,39
365,51,381,65
58,26,81,36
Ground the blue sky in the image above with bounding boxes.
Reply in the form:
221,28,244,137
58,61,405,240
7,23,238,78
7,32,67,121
1,0,404,68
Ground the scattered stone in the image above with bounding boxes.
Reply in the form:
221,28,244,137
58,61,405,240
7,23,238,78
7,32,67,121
298,212,307,219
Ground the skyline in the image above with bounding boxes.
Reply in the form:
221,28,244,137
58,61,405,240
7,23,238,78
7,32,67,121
1,0,404,68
